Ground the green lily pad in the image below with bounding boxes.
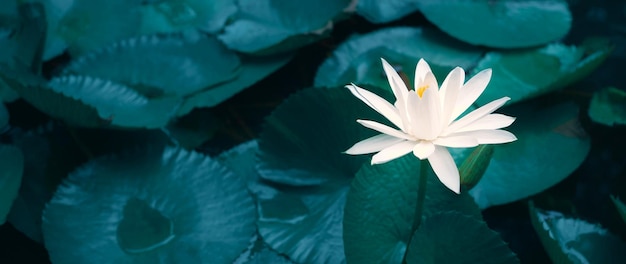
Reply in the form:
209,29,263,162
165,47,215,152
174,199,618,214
588,87,626,126
0,103,7,129
406,212,519,264
355,0,420,23
472,41,611,106
218,0,352,54
529,203,626,263
42,146,256,264
63,32,240,98
611,196,626,225
139,0,236,34
57,0,142,56
470,103,591,209
254,86,395,263
0,144,24,224
176,53,293,115
418,0,571,48
314,27,483,89
344,156,482,263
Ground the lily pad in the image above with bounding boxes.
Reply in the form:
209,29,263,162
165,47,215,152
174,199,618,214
472,41,611,106
63,32,240,98
0,144,24,224
24,0,72,60
314,27,483,89
356,0,420,23
406,212,519,264
57,0,142,56
139,0,236,34
0,2,46,74
218,0,352,54
42,146,256,264
529,203,626,263
177,53,293,115
588,87,626,126
417,0,572,48
254,87,393,263
343,156,482,263
470,103,590,209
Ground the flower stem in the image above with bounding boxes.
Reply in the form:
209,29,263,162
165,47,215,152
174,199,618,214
402,159,429,263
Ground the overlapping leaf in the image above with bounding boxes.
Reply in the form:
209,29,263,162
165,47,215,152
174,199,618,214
355,0,420,23
418,0,572,48
43,146,256,264
314,27,483,89
472,41,611,106
139,0,237,34
219,0,353,54
470,103,590,208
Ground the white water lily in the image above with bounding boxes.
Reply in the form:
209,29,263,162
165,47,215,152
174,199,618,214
345,58,517,194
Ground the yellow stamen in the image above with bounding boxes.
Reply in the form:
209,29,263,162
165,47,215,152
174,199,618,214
417,85,429,98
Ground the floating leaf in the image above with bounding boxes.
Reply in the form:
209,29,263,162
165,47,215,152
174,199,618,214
58,0,142,55
529,203,626,263
314,27,483,89
611,196,626,225
406,212,519,264
43,146,256,264
588,87,626,126
63,32,239,98
470,103,590,208
472,41,611,106
255,87,391,263
344,156,482,263
177,53,293,115
219,0,352,54
164,109,220,149
418,0,572,48
139,0,237,34
24,0,72,60
0,144,24,224
355,0,420,23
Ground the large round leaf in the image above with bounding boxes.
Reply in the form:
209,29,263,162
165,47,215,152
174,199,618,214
417,0,572,48
58,0,142,56
139,0,236,34
314,27,483,89
218,0,352,54
344,155,481,263
0,144,24,224
469,103,591,208
529,204,626,263
42,146,256,264
356,0,420,23
406,212,519,264
472,41,611,106
63,32,240,98
177,53,293,115
254,87,392,263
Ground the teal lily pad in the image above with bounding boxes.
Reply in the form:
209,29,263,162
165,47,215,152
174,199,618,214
418,0,572,48
139,0,236,34
63,32,240,98
255,86,394,263
406,212,519,264
314,27,483,89
42,146,256,264
218,0,352,54
57,0,142,56
470,103,590,209
355,0,420,23
588,87,626,126
472,41,611,106
529,203,626,263
176,53,293,115
23,0,72,60
344,156,482,263
0,144,24,224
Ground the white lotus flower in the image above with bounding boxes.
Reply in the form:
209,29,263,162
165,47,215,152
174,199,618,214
345,58,517,194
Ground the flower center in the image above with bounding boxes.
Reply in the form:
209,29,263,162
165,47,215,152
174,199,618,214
417,85,429,98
